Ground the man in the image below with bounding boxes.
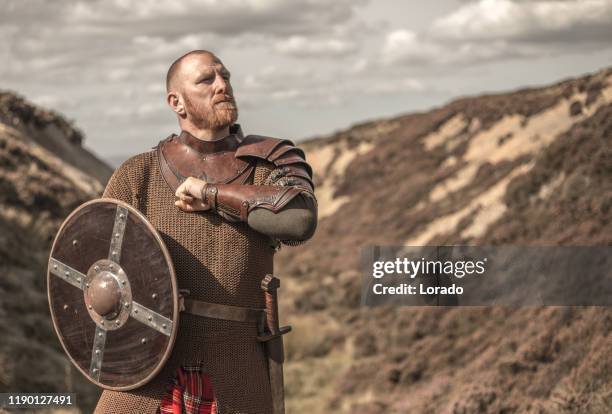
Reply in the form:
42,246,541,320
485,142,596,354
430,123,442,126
95,50,317,414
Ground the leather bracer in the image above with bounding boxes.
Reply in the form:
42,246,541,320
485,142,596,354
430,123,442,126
202,183,314,223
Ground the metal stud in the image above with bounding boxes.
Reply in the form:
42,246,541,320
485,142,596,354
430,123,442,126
94,266,99,272
115,233,120,238
95,349,100,355
63,304,69,310
72,239,78,246
92,368,98,372
88,305,92,310
134,309,138,314
100,321,104,326
115,320,120,326
147,316,152,321
53,264,58,270
141,338,147,344
98,332,103,337
162,324,167,329
119,214,125,220
65,270,70,276
152,293,157,299
125,302,130,308
121,280,126,285
112,251,117,257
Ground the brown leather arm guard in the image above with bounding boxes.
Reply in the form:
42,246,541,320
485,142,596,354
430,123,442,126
203,135,317,223
202,182,314,223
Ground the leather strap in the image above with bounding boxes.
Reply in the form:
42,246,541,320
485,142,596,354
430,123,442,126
182,298,265,323
157,138,183,191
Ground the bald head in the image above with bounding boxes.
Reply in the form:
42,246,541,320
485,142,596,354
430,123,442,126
166,50,218,93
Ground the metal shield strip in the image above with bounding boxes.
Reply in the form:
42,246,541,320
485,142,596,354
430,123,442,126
108,205,128,262
89,326,107,381
131,301,173,336
49,257,85,290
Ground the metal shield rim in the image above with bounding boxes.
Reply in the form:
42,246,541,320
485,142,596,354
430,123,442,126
47,197,179,391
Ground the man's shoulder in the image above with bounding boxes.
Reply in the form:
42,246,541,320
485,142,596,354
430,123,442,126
109,150,158,184
115,149,157,172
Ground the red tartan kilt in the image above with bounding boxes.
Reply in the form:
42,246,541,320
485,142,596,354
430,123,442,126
158,364,218,414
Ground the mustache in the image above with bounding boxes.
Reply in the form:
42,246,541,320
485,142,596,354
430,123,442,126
213,95,235,105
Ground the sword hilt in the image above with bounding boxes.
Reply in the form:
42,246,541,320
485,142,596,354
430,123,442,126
258,274,292,342
261,274,280,332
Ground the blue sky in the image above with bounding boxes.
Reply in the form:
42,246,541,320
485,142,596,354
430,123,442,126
1,0,611,165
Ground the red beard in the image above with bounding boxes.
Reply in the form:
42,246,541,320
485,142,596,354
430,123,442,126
184,95,238,130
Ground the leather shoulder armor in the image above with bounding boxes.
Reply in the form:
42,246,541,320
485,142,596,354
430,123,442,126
236,135,313,187
235,135,295,159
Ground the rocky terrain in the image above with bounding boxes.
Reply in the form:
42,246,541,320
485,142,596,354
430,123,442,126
0,92,111,412
0,66,610,414
277,67,612,413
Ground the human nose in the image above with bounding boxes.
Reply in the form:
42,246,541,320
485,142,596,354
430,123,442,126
213,74,228,94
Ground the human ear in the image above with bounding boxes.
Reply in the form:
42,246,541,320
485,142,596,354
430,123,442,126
167,92,185,116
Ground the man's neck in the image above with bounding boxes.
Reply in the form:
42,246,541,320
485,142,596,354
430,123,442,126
180,124,230,142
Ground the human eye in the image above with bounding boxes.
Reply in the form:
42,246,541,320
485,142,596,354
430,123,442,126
198,72,215,84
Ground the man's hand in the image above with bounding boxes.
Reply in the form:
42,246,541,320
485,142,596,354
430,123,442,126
175,177,210,212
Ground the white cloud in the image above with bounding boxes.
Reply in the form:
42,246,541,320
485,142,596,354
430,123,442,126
61,0,365,38
382,30,443,64
275,35,357,57
432,0,612,43
361,78,426,95
381,0,612,68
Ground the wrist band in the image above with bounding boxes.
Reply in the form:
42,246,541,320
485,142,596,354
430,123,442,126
204,184,218,211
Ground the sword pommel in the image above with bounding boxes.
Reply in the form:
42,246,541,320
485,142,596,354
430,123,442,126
261,274,280,292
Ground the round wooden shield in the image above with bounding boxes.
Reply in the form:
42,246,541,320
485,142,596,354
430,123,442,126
47,198,179,391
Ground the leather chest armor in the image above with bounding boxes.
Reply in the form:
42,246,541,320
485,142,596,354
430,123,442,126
158,124,313,191
157,124,315,223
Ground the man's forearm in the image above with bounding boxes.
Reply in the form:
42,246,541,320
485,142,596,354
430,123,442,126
202,182,311,221
202,182,317,241
249,194,317,241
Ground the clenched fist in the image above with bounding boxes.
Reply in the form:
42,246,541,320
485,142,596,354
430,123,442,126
175,177,210,212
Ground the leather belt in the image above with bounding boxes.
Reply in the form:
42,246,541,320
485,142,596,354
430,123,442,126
181,298,265,323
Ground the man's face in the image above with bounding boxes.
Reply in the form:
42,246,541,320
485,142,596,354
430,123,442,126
176,53,238,130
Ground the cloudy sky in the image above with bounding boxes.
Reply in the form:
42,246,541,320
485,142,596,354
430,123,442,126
2,0,612,165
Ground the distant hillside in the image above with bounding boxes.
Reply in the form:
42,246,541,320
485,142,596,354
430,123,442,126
0,91,110,412
277,68,612,413
0,93,111,184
